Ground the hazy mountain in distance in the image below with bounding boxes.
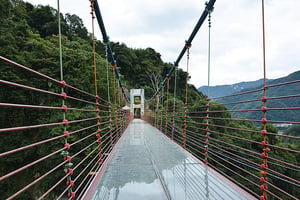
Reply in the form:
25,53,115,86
198,79,271,98
202,70,300,123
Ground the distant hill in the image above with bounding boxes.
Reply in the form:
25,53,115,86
209,71,300,122
198,79,272,98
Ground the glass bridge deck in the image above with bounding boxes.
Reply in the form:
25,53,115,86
82,119,254,200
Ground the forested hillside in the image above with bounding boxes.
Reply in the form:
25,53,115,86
216,71,300,122
0,1,299,199
0,0,201,101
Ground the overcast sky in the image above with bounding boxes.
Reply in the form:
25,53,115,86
25,0,300,87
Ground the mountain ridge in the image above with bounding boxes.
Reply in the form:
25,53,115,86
198,78,273,98
203,70,300,122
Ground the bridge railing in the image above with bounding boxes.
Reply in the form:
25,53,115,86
144,78,300,200
0,56,131,199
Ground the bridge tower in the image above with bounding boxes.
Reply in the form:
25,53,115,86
130,89,144,118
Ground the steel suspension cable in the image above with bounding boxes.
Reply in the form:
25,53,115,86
104,43,113,149
154,97,157,127
260,1,269,199
156,91,160,129
92,0,215,103
172,66,178,140
112,64,119,140
57,0,74,198
204,9,212,164
164,78,170,135
90,0,103,171
120,85,124,134
160,87,164,131
183,44,191,148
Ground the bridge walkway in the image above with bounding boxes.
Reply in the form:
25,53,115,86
83,119,254,200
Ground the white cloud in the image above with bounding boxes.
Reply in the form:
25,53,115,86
25,0,300,88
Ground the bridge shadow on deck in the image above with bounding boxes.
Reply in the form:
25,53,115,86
82,119,254,200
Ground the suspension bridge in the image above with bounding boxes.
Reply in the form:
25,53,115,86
0,0,299,200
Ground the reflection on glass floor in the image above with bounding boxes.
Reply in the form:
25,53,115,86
82,119,254,200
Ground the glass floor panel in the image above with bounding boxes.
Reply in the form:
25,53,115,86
82,119,255,200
